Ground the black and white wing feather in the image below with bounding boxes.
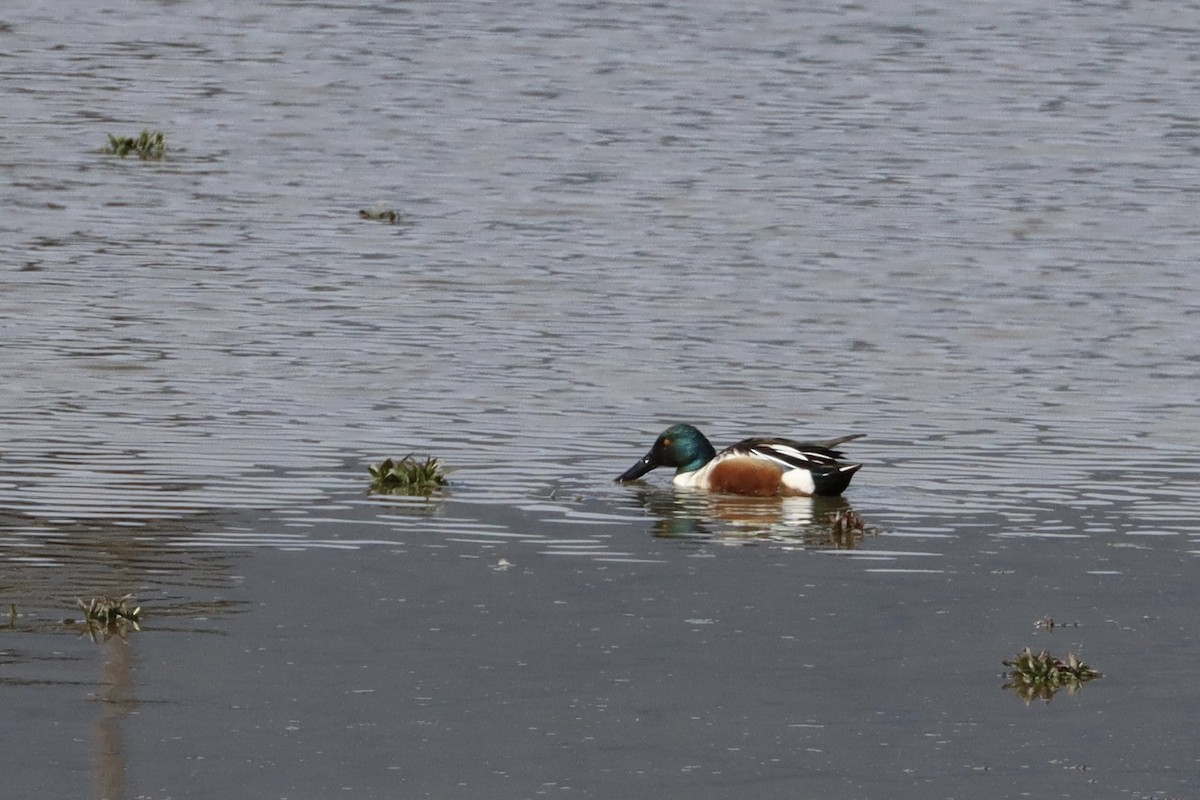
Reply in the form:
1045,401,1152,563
727,436,862,470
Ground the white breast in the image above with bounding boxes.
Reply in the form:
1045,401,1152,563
671,461,716,488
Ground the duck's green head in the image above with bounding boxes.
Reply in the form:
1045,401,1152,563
616,424,717,481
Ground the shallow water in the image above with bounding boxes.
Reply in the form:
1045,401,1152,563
2,0,1200,797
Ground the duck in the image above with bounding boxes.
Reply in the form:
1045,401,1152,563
616,423,863,497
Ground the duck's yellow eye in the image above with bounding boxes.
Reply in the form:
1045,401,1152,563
661,438,671,446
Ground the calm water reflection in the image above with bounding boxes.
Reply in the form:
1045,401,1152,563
2,0,1200,797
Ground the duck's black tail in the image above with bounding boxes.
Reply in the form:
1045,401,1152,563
812,463,862,497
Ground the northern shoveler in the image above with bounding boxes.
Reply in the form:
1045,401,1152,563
616,423,863,497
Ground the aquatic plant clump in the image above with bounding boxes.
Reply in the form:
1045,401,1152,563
76,594,142,641
830,507,871,536
368,455,448,496
1002,647,1101,703
104,129,166,159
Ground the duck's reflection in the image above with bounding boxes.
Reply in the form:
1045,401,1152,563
623,487,876,548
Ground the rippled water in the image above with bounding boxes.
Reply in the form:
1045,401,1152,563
3,0,1200,797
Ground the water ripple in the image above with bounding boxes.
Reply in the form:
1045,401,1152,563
2,0,1199,574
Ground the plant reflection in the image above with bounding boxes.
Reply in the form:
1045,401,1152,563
622,488,878,548
92,633,136,800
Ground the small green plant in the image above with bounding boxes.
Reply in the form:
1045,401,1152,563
358,208,399,223
1003,647,1101,703
818,507,879,549
368,455,448,496
104,129,166,160
76,594,141,642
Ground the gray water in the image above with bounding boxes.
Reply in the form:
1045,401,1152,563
3,0,1200,797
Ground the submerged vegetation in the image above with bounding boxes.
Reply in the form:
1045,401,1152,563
368,455,448,496
74,594,142,642
103,129,166,160
358,207,400,223
1002,647,1102,703
827,507,878,547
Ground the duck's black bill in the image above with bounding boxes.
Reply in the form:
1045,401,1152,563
616,454,657,482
